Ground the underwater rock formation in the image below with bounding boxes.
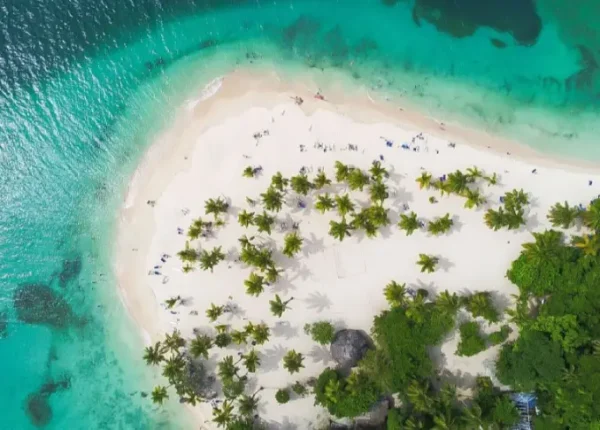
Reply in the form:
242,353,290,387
13,284,73,329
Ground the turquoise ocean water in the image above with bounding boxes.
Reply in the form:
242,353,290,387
2,0,600,428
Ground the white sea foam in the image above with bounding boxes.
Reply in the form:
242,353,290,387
186,76,223,110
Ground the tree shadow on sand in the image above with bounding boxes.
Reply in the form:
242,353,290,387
260,344,287,372
272,321,299,340
303,291,332,313
308,345,333,365
268,417,298,430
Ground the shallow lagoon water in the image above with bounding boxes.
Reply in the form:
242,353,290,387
2,0,600,428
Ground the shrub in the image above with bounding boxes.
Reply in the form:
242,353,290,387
314,368,380,418
456,322,487,357
275,388,290,404
489,325,511,346
386,408,403,430
292,381,307,396
464,292,500,323
304,321,335,345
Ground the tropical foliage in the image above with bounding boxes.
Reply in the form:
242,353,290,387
456,321,487,357
303,321,335,345
416,254,438,273
398,212,420,236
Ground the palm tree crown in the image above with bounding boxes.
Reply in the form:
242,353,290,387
398,211,420,236
143,341,165,365
212,400,235,428
347,168,370,191
417,254,438,273
237,210,255,227
151,386,169,405
427,213,454,236
584,199,600,231
254,211,275,235
251,323,271,345
369,181,388,205
547,201,579,229
369,161,388,181
199,246,225,272
283,231,303,257
384,281,408,307
244,272,265,297
416,172,432,189
282,350,305,374
335,194,355,218
334,161,351,182
290,174,313,196
313,170,332,189
242,349,261,373
204,197,229,219
190,334,212,360
206,303,224,322
270,172,289,191
269,294,293,317
315,193,336,214
329,219,353,241
260,187,284,212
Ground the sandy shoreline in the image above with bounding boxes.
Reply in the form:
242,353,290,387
115,68,600,428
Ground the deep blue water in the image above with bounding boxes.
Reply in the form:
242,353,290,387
2,0,600,428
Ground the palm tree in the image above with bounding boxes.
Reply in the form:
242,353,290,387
205,197,229,220
190,334,212,359
367,205,390,228
244,272,265,297
313,170,332,189
269,294,293,317
217,356,240,383
484,172,499,186
242,349,261,373
165,295,182,309
417,254,438,273
521,229,563,264
143,342,164,365
350,208,372,231
466,166,483,181
212,400,235,428
251,323,270,345
398,212,420,236
384,281,408,307
504,189,529,212
583,198,600,231
407,380,433,413
177,241,199,263
199,247,225,272
151,386,169,405
369,181,388,205
290,174,312,195
416,172,432,189
162,355,185,382
163,330,186,353
433,179,451,196
461,404,484,429
264,265,283,284
427,213,454,235
187,218,206,240
465,292,499,323
369,161,388,181
329,219,352,241
436,290,461,315
573,233,600,256
238,389,263,417
238,234,254,250
254,211,275,235
238,210,255,227
270,172,289,192
206,303,224,322
335,194,355,217
282,350,305,374
348,169,370,191
214,332,232,348
315,193,336,214
446,170,469,194
260,187,284,212
231,330,248,345
547,201,579,229
484,208,506,231
406,292,427,324
283,231,303,257
242,166,255,178
334,161,351,182
463,188,485,209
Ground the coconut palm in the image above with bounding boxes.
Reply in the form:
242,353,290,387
335,194,355,217
368,205,390,228
313,170,332,189
242,166,255,178
254,211,275,235
251,323,271,345
290,174,312,195
212,400,235,428
446,170,469,194
348,168,370,191
573,233,600,256
417,254,438,273
214,332,232,348
177,241,199,263
165,296,182,309
547,201,579,229
461,404,484,429
237,234,255,249
369,161,388,181
436,290,461,315
143,342,164,366
244,272,265,297
264,265,283,284
190,334,212,360
504,189,529,212
433,179,451,196
369,181,388,205
218,356,240,383
283,232,303,257
187,218,205,240
260,187,284,212
484,172,499,186
282,350,305,374
484,208,506,231
205,197,229,220
237,389,263,417
384,281,408,307
406,292,427,324
350,208,372,231
206,303,224,322
407,380,433,413
199,246,225,272
269,294,293,318
162,355,185,382
466,166,483,181
231,330,248,345
583,198,600,231
398,211,420,235
416,172,433,189
334,161,351,182
270,172,289,192
427,213,453,235
237,210,255,227
315,193,336,214
151,386,169,405
163,330,186,353
521,229,563,265
329,219,353,241
465,292,499,323
463,188,485,209
242,349,261,373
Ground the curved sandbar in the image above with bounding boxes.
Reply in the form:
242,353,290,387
116,69,600,428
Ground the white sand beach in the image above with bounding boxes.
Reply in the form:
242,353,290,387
115,69,600,428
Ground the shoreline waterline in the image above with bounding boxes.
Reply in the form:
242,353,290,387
114,65,600,427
